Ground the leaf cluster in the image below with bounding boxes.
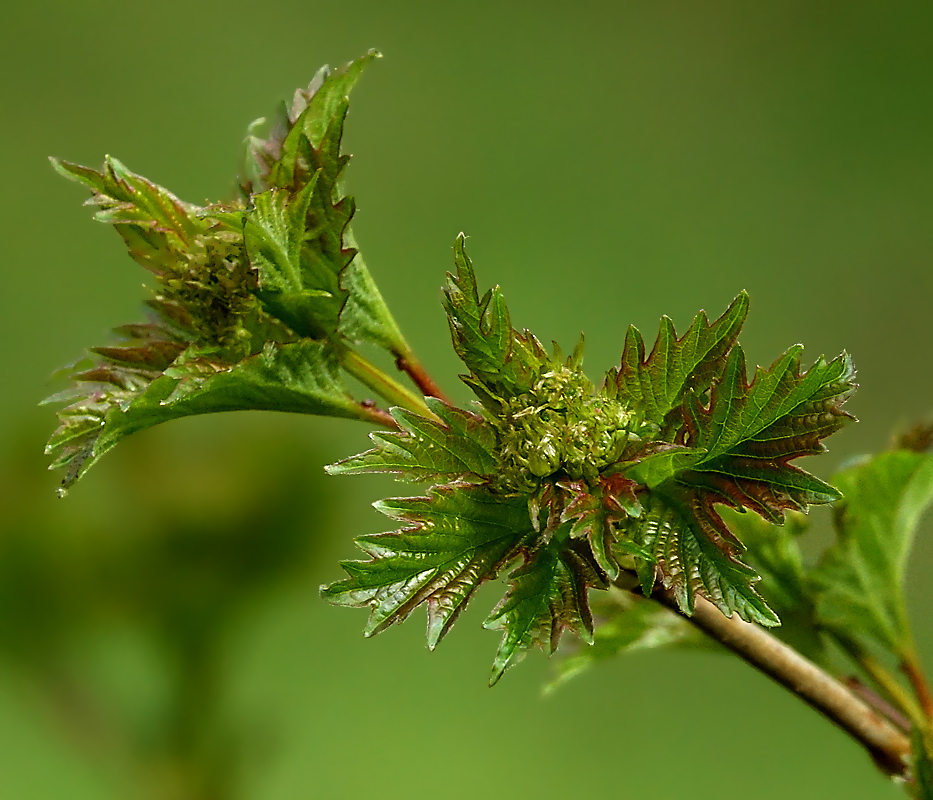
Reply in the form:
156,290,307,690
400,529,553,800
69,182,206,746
45,51,420,495
324,235,855,682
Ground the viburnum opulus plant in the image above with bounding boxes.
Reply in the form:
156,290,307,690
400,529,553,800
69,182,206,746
45,51,933,795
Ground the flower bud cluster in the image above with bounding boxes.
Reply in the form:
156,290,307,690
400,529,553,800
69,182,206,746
495,364,634,492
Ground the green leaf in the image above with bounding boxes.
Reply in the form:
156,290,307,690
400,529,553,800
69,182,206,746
241,50,409,354
612,292,748,433
46,339,368,494
636,487,780,626
675,345,855,522
558,475,645,580
244,179,350,339
484,532,605,685
547,587,717,692
620,345,854,624
811,449,933,655
51,155,205,248
243,50,381,194
443,234,550,405
326,398,498,481
270,50,381,191
321,486,534,648
689,345,855,470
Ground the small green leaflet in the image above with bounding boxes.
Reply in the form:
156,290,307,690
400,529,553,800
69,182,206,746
611,292,748,435
559,475,645,580
241,49,409,354
321,486,534,649
327,398,498,481
46,339,366,494
443,234,551,406
636,488,779,625
627,345,855,502
812,449,933,656
484,532,604,685
50,155,205,252
687,345,855,473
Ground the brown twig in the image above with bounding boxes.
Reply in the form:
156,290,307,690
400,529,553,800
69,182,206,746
902,652,933,723
394,353,452,405
654,589,913,777
358,402,400,429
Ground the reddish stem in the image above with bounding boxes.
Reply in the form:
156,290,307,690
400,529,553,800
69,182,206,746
902,655,933,722
395,353,451,405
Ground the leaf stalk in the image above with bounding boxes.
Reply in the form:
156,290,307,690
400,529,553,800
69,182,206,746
338,348,439,421
902,650,933,725
394,348,452,404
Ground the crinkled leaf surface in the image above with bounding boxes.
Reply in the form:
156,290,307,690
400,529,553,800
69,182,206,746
624,344,855,623
321,486,534,649
327,398,498,481
484,532,605,685
812,449,933,655
636,488,779,625
242,49,407,353
559,475,645,580
47,340,362,493
443,234,551,406
612,291,748,434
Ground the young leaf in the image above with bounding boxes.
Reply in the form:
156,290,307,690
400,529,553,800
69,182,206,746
689,345,855,469
245,50,380,194
811,449,933,656
321,486,534,648
241,50,409,355
559,475,645,580
611,291,748,433
443,234,551,405
326,398,498,481
46,339,371,494
635,487,780,626
484,532,605,685
621,345,855,623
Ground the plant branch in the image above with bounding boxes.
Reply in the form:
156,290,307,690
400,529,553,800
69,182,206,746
394,349,452,405
902,650,933,724
356,402,399,429
653,589,912,777
338,348,440,422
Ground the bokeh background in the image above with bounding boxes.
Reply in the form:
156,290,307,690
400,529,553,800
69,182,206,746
2,1,932,797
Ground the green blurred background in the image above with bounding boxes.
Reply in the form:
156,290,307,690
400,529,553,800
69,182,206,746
2,1,932,797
